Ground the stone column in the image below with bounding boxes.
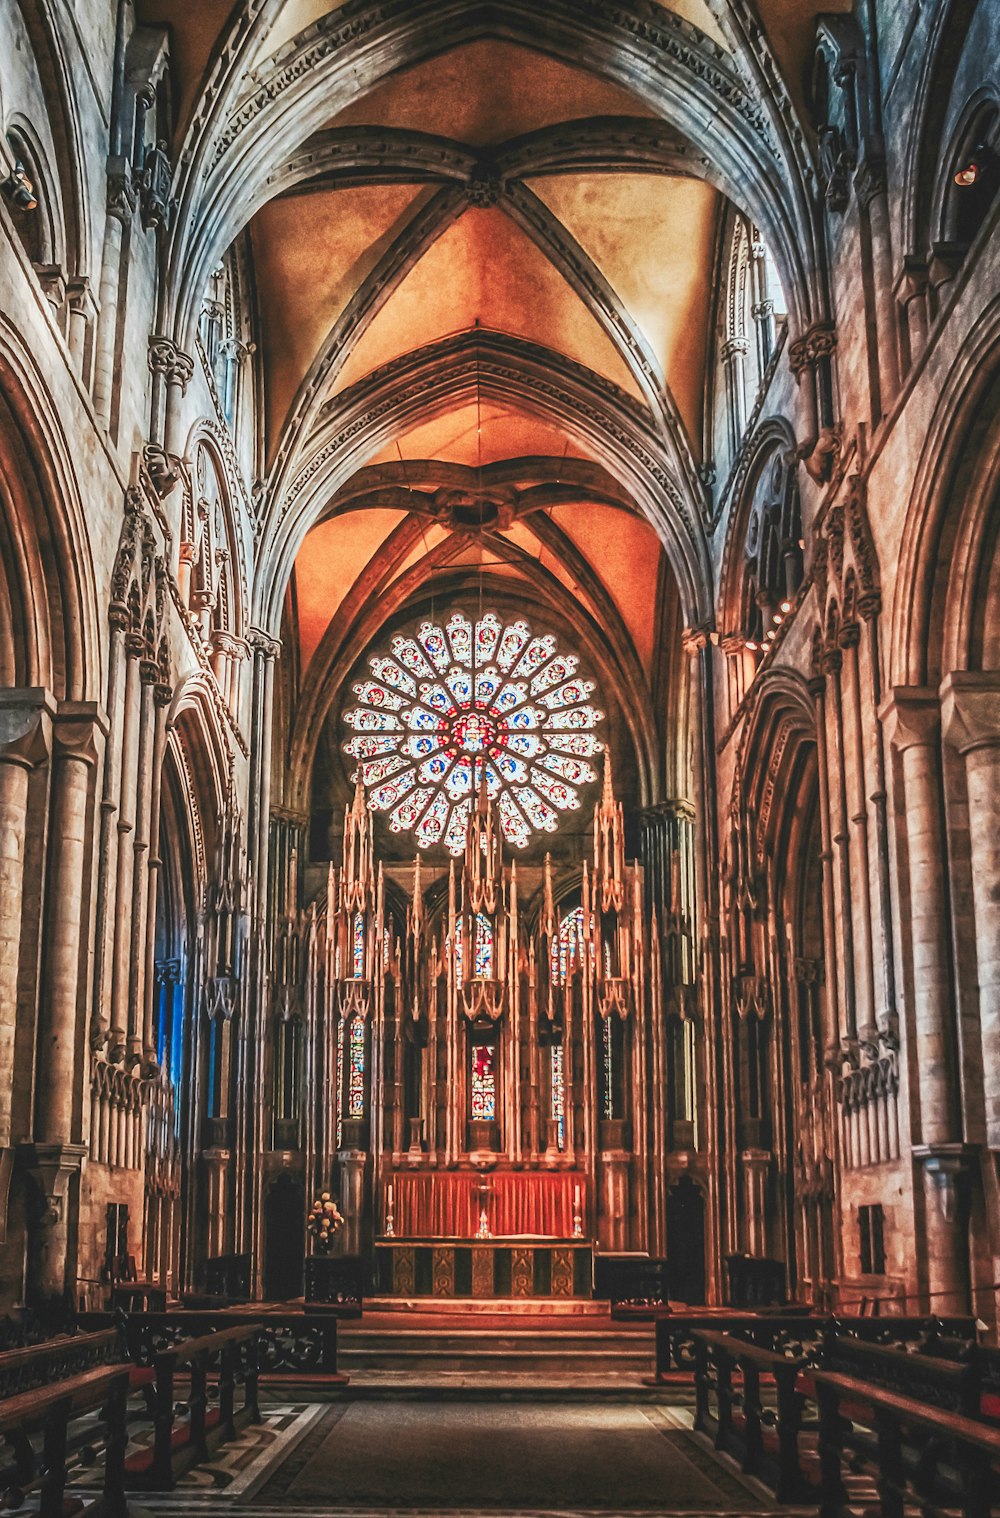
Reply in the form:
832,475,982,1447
92,185,132,427
338,1143,367,1257
941,672,1000,1146
30,710,100,1305
0,695,51,1236
721,337,749,455
109,634,143,1063
839,622,878,1050
127,659,157,1065
882,687,968,1309
855,164,900,414
750,238,775,371
824,644,857,1049
809,673,842,1066
141,681,173,1070
163,349,194,460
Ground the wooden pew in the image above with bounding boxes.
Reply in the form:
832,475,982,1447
813,1368,1000,1518
817,1331,981,1419
0,1330,121,1401
110,1308,350,1383
0,1364,130,1518
691,1329,807,1502
125,1322,261,1491
650,1311,976,1380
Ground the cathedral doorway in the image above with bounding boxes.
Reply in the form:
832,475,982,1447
666,1176,706,1305
263,1173,305,1302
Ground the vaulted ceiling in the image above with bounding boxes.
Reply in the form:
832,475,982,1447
137,1,838,831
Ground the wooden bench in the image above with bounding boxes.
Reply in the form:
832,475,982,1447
815,1332,981,1419
650,1311,976,1379
691,1328,807,1502
0,1363,131,1518
125,1322,261,1491
813,1368,1000,1517
107,1308,350,1383
0,1330,122,1401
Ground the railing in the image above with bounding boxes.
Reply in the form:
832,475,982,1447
129,1323,261,1491
691,1329,806,1502
649,1312,977,1378
101,1310,349,1381
0,1330,122,1401
0,1364,130,1518
814,1369,1000,1518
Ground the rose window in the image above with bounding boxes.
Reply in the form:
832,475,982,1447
343,611,605,854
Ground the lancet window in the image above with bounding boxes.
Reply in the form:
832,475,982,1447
551,1044,566,1149
471,1043,497,1121
347,1019,366,1120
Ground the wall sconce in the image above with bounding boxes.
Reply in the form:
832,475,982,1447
2,162,37,211
954,146,991,187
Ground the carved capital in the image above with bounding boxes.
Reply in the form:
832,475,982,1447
51,704,103,768
940,671,1000,755
879,686,940,752
0,690,53,769
681,622,713,657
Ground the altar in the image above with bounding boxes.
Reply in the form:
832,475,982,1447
374,1238,594,1298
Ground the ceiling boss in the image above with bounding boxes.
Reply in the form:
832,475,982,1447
343,610,605,853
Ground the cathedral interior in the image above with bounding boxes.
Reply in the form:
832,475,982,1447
0,0,999,1513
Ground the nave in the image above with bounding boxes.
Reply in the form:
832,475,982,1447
0,0,999,1510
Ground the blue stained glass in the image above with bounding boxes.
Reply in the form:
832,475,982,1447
405,734,439,758
352,912,365,978
420,682,453,712
419,754,449,782
475,913,494,978
445,669,473,706
344,612,603,854
417,621,450,672
336,1019,345,1148
348,1019,365,1118
602,1017,614,1121
494,681,527,712
551,1044,566,1149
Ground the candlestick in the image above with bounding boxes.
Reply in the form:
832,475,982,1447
572,1180,583,1239
385,1181,395,1238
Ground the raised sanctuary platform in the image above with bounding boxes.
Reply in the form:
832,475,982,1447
374,1238,593,1297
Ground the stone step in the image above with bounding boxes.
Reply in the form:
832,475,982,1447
339,1330,654,1375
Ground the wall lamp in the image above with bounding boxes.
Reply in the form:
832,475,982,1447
2,162,37,211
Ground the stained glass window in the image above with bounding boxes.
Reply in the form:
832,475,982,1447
348,1018,366,1119
474,913,494,978
336,1018,345,1149
551,1043,566,1150
551,905,588,984
344,611,605,854
353,912,365,978
602,1016,614,1121
471,1043,496,1120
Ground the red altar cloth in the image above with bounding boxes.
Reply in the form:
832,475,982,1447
393,1171,577,1238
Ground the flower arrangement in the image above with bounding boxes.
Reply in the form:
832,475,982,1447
306,1192,344,1253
